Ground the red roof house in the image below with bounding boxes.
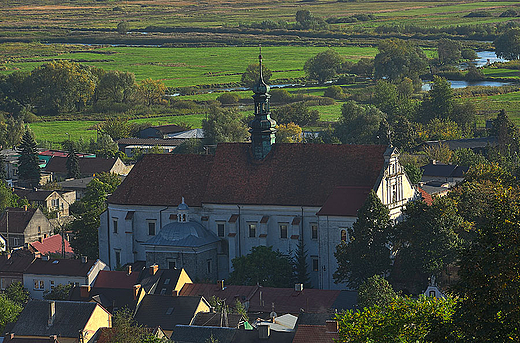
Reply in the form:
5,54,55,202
29,234,74,257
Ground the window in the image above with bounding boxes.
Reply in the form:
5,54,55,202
38,226,41,234
148,221,156,236
34,279,44,290
50,280,55,290
248,223,256,238
217,222,225,237
207,259,212,274
113,218,118,234
164,278,171,285
115,249,121,267
166,307,174,315
160,288,167,295
168,260,176,269
341,229,347,242
429,290,436,297
312,258,319,272
279,224,288,239
311,224,318,240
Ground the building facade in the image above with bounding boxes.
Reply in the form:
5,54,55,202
99,59,417,289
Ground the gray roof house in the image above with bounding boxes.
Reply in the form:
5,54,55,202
8,300,111,343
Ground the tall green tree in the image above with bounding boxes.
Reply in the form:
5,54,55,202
358,275,397,309
271,102,320,126
66,147,81,179
228,246,293,287
0,295,23,334
69,172,121,259
0,155,6,181
454,186,520,342
304,49,345,84
420,76,454,123
374,39,428,85
494,27,520,60
334,101,386,145
95,70,135,103
17,129,40,187
391,196,467,293
437,38,462,65
4,281,29,306
241,63,272,88
293,241,311,288
334,190,392,288
202,107,249,144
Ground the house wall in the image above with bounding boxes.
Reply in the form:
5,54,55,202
175,269,193,292
25,210,54,244
111,158,132,176
83,305,112,343
23,274,88,300
87,260,109,286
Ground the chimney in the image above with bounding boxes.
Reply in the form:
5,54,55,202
294,283,303,292
49,335,58,342
126,265,132,275
172,289,178,297
149,264,158,276
48,301,56,327
6,253,11,259
217,279,224,291
9,333,14,340
325,320,338,333
133,284,141,300
42,255,50,261
81,256,88,264
258,325,270,339
23,205,27,211
80,285,91,299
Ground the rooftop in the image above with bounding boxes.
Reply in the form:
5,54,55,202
0,207,38,234
94,270,140,289
25,257,97,277
45,156,120,175
29,234,73,257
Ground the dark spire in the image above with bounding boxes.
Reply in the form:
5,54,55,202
249,47,276,160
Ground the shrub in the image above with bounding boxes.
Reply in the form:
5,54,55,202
216,92,239,105
270,89,293,103
461,48,478,60
323,85,346,100
500,9,518,17
465,11,493,17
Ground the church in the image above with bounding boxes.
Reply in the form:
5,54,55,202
98,53,417,289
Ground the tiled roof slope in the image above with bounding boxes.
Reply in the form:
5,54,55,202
417,187,433,206
109,143,386,207
45,156,118,175
11,300,98,337
316,186,372,216
205,143,385,206
292,325,338,343
25,258,96,276
179,283,340,314
0,208,37,234
94,270,140,289
30,234,73,256
13,188,55,202
108,154,214,207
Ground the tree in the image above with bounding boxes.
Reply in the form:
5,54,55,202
69,173,122,259
0,155,6,180
4,281,29,306
116,21,130,35
391,197,467,293
437,39,462,65
334,101,386,145
17,129,40,187
0,295,23,334
374,38,428,85
402,163,423,185
276,122,303,143
26,60,96,114
5,117,24,148
241,63,272,88
228,246,293,287
420,76,454,123
334,190,392,288
103,308,166,343
90,133,119,158
293,241,311,288
323,85,345,100
358,275,397,309
137,78,166,106
97,117,132,141
271,102,319,126
0,181,25,212
304,49,345,84
494,28,520,60
454,186,520,342
66,147,81,179
337,295,458,343
216,92,239,105
44,284,72,300
202,107,249,144
95,70,135,103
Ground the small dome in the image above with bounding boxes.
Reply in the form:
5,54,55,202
177,197,189,211
144,221,219,248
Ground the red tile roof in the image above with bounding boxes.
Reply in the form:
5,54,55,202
417,187,433,206
179,283,340,314
25,258,97,277
45,156,119,175
109,143,386,209
0,208,38,234
30,234,73,257
109,154,214,207
292,325,339,343
316,186,372,216
94,270,140,289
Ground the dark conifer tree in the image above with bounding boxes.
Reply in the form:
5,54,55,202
66,147,81,179
17,129,40,187
293,240,311,288
0,155,7,181
333,190,392,288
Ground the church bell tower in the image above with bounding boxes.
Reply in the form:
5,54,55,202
249,48,276,160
